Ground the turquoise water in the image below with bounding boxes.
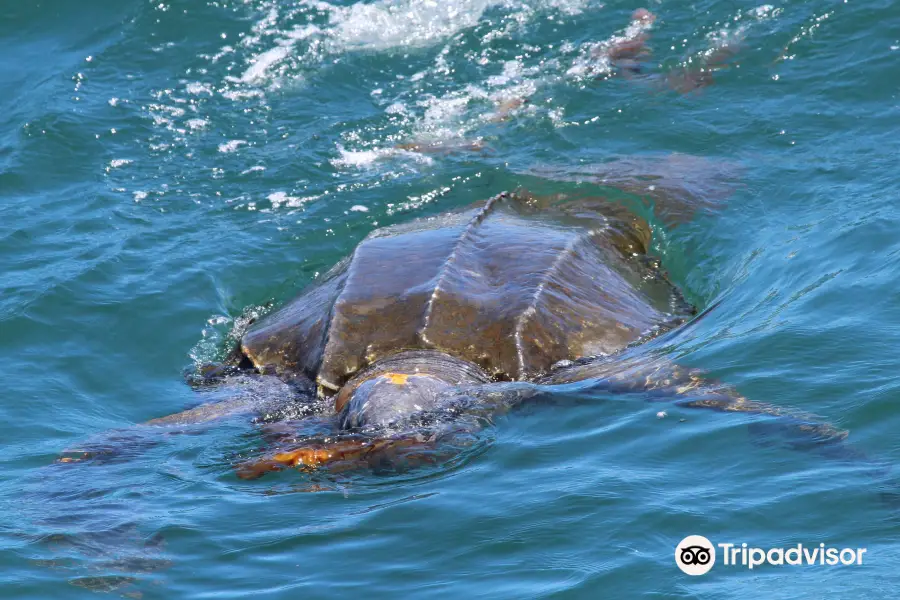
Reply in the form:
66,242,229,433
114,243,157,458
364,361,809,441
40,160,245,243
3,0,900,596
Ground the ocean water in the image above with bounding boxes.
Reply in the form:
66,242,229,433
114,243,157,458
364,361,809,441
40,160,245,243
2,0,900,597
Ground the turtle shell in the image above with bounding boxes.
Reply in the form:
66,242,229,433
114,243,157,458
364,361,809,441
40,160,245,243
240,192,692,392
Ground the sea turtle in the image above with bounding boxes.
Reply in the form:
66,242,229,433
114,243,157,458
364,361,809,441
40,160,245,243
60,189,845,478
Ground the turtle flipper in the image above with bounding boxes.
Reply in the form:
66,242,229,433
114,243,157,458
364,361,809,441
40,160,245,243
545,353,900,508
671,392,852,455
57,400,263,465
542,353,850,449
57,374,316,466
144,397,258,426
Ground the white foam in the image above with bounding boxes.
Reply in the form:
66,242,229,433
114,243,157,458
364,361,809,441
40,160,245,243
385,102,409,116
329,0,499,52
543,0,591,15
208,0,628,166
332,147,384,168
751,4,776,18
185,82,214,95
241,44,292,83
218,139,247,153
222,88,265,101
239,25,322,84
331,145,434,169
285,24,324,41
219,0,599,101
350,205,369,212
236,0,496,88
268,191,320,209
486,60,524,87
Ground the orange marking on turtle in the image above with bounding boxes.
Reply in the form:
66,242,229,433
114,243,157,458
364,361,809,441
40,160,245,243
382,372,410,385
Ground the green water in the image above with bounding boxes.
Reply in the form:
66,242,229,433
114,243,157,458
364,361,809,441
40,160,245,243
2,0,900,597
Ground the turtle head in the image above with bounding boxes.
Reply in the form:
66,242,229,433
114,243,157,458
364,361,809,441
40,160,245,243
334,351,490,429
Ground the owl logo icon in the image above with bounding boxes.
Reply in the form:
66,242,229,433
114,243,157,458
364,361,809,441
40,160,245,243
675,535,716,575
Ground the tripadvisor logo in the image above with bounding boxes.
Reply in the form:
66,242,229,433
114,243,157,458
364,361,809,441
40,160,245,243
675,536,867,575
675,535,715,575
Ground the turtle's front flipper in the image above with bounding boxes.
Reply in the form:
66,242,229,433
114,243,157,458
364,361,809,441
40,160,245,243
57,374,315,465
148,369,318,426
543,353,900,507
542,353,850,450
58,400,259,464
143,396,265,426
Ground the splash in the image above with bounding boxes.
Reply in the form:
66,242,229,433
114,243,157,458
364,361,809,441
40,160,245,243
328,0,499,51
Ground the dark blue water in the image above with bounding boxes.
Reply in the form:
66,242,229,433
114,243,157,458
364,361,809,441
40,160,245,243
3,0,900,596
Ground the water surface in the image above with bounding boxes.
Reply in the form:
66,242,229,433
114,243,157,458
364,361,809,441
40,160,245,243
2,0,900,597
